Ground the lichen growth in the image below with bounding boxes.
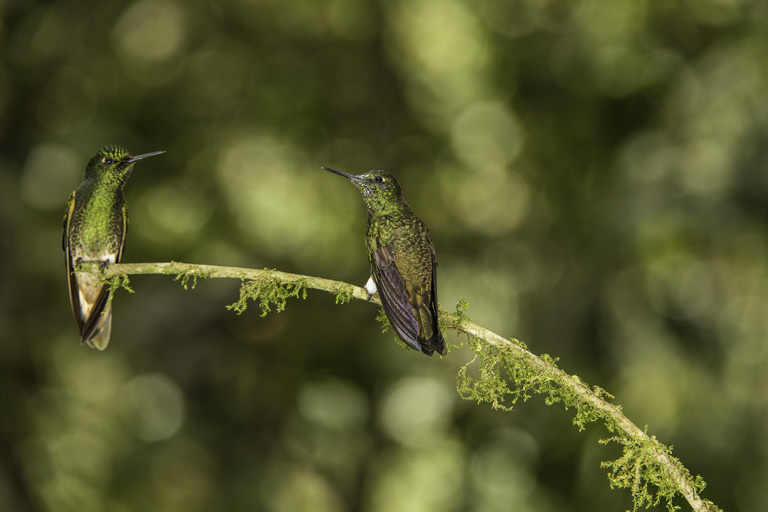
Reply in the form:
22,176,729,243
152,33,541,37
447,301,715,512
375,308,390,333
333,283,356,304
455,298,471,324
456,334,547,410
175,272,198,290
105,271,134,295
373,307,413,351
68,260,718,512
99,272,134,314
599,434,720,512
174,267,214,290
226,274,308,316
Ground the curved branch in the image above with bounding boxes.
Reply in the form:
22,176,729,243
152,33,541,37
446,318,714,512
79,260,719,512
85,260,372,301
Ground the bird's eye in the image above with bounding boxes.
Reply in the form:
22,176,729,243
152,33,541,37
102,157,114,165
374,176,384,183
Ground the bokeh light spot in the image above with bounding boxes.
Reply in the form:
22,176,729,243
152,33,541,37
378,377,453,446
385,0,492,127
451,101,524,173
121,373,185,442
21,144,82,211
133,180,212,248
367,438,464,512
439,163,530,236
113,0,186,63
298,377,369,430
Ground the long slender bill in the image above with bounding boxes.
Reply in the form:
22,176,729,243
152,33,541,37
128,150,166,163
321,166,356,180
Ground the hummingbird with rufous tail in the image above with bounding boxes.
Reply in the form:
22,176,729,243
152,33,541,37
62,145,164,350
322,167,446,357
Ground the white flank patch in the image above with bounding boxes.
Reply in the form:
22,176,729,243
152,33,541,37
78,288,93,318
74,254,117,319
364,276,377,296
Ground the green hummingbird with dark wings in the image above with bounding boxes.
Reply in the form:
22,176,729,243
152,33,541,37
323,167,446,356
62,145,164,350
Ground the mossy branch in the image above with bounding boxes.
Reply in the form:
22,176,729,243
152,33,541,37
78,260,720,512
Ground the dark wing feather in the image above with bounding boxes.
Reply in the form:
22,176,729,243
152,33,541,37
80,286,112,342
117,201,128,261
424,230,446,355
62,192,74,252
371,243,423,352
63,192,84,332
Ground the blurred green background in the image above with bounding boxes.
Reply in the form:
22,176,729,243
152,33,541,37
2,0,768,510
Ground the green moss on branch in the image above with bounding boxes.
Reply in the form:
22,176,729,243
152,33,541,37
77,260,719,512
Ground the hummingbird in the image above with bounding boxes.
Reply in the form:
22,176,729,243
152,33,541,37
62,145,164,350
322,167,446,356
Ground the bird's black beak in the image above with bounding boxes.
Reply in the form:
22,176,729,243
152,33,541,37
127,150,165,163
322,166,357,181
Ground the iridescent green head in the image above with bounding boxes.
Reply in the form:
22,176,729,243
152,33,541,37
322,167,405,206
84,145,165,183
